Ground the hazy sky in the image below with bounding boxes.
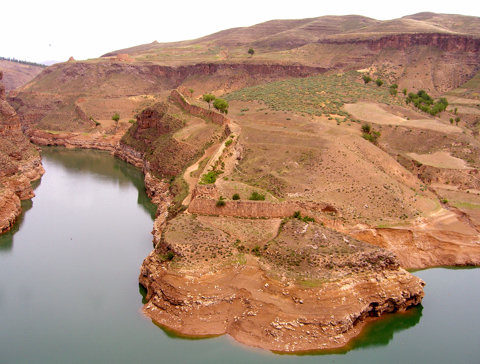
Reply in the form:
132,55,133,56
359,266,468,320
3,1,480,63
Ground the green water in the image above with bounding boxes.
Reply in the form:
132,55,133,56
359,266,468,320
0,147,479,363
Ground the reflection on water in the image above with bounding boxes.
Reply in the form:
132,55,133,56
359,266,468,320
0,198,34,252
41,147,157,219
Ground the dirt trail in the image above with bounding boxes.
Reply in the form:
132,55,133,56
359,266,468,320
182,143,220,206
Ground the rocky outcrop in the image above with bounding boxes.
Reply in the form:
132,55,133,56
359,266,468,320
139,248,424,352
0,70,44,233
321,33,480,53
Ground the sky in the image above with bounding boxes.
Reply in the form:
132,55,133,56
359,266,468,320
2,0,480,64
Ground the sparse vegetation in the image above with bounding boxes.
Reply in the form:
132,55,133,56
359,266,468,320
216,196,226,206
361,123,381,145
225,71,404,117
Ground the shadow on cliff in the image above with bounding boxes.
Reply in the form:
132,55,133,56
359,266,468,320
41,147,157,219
276,304,423,356
0,190,37,252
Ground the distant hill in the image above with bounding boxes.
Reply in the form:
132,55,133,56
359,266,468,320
0,59,45,92
103,12,480,57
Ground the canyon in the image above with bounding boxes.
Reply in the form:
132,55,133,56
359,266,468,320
2,12,480,353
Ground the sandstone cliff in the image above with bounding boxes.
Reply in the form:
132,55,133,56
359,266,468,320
0,70,44,233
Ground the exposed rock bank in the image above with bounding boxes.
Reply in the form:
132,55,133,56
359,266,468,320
0,70,44,233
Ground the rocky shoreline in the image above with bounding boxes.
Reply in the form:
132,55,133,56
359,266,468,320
139,249,424,352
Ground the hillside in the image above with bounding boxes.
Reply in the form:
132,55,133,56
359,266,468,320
0,60,45,92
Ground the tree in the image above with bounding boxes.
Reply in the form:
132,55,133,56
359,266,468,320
213,98,229,114
375,78,384,87
202,93,216,109
112,113,120,130
248,48,255,56
402,88,408,96
362,75,372,84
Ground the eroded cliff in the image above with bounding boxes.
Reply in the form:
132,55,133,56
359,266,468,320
0,71,44,233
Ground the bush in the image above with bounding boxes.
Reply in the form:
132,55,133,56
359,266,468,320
402,88,408,95
249,191,265,201
128,119,135,124
216,197,226,207
112,113,120,122
361,123,371,133
375,78,384,87
200,171,217,184
232,193,240,200
225,139,233,147
362,75,372,84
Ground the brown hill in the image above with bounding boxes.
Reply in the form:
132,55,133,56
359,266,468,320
0,60,45,92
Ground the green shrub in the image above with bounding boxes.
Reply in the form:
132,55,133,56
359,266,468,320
112,113,120,122
128,119,135,124
216,197,226,206
362,75,372,84
232,193,240,200
225,139,233,147
200,171,217,184
361,123,371,133
376,79,384,87
249,191,265,201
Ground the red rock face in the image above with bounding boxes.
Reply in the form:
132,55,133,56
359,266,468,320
319,33,480,53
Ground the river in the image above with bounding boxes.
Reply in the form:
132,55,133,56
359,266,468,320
0,147,479,364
